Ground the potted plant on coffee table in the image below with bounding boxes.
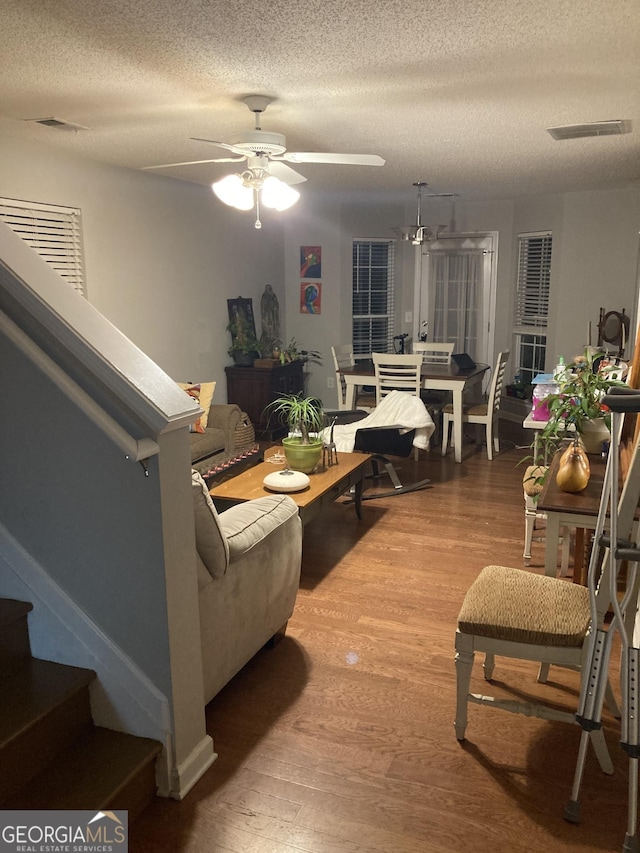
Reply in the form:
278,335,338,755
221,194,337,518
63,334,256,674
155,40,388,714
265,393,325,473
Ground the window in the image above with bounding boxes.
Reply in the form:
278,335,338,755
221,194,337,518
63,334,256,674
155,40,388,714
352,239,395,356
0,197,86,296
513,231,552,385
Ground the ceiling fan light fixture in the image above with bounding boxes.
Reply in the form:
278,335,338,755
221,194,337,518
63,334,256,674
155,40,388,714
261,175,300,210
212,174,254,210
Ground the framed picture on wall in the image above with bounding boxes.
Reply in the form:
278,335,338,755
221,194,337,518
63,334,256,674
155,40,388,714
227,297,257,347
300,282,321,314
300,246,321,278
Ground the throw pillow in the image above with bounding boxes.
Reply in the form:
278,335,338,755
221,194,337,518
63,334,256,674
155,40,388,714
177,381,216,431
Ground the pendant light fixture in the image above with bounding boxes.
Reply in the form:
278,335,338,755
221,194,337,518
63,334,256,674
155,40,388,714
392,182,453,245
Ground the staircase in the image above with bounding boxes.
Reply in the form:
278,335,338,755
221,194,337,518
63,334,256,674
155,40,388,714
0,597,162,819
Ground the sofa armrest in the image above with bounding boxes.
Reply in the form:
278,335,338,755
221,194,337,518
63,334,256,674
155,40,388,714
219,495,300,561
206,403,243,453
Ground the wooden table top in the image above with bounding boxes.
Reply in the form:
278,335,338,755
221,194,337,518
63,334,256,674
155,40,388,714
208,446,372,509
537,449,607,517
339,360,489,383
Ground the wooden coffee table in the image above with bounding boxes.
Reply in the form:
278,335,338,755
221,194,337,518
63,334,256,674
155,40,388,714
208,446,372,527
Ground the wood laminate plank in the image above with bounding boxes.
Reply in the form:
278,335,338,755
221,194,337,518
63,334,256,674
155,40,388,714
130,426,629,853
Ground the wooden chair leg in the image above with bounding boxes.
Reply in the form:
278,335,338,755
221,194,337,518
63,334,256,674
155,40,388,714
524,497,536,565
441,415,452,456
454,631,474,741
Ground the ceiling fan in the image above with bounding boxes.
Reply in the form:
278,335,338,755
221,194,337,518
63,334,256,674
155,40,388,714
144,95,385,227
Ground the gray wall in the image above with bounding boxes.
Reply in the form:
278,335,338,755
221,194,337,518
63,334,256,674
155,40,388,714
284,188,640,403
0,132,286,395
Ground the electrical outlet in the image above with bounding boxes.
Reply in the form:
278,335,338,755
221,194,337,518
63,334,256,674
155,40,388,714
327,376,335,388
404,311,412,323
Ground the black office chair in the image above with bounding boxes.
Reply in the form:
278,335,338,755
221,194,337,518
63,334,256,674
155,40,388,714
323,408,432,499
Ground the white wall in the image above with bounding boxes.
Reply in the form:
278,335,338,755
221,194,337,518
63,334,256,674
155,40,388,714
284,187,640,402
0,132,286,397
1,131,638,397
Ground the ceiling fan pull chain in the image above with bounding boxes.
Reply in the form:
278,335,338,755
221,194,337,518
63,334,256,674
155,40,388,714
254,190,262,230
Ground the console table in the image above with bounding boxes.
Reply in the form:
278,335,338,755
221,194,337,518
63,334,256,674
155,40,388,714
225,360,304,439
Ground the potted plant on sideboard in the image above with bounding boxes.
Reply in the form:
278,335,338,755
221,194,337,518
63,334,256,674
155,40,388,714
227,314,260,366
535,348,627,458
265,393,325,473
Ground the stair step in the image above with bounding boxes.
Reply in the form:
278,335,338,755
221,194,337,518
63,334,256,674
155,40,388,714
0,599,33,677
4,726,162,821
0,657,95,802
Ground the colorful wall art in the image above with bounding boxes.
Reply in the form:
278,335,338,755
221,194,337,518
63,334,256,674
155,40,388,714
300,282,322,314
300,246,321,278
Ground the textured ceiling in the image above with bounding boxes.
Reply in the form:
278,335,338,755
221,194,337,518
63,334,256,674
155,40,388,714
1,0,639,201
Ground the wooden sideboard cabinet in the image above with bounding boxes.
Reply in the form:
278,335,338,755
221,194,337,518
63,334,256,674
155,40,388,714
225,360,305,439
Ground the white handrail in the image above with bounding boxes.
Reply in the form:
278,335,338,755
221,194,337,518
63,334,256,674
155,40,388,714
0,308,159,462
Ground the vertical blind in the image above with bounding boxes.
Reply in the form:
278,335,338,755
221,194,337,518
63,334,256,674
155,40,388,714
352,239,395,356
514,232,552,328
0,198,86,297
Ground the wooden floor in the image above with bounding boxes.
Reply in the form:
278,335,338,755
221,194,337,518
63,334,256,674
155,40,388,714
130,425,630,853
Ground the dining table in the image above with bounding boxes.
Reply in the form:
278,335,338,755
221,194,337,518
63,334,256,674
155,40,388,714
338,359,490,463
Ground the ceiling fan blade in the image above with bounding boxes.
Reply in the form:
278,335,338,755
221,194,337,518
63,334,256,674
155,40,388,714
269,161,307,185
190,137,249,157
142,156,245,170
281,152,385,166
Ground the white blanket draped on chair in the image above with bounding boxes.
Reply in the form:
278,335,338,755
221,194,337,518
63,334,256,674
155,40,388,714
323,390,435,453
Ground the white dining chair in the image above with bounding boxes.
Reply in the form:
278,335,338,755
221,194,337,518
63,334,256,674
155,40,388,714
412,341,454,365
413,342,455,445
331,344,375,411
441,350,510,461
372,352,423,405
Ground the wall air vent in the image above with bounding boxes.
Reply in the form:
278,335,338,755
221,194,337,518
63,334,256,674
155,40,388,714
24,117,90,131
547,120,631,141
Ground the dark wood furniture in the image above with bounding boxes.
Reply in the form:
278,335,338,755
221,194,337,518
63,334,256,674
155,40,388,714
225,360,304,439
537,450,608,584
209,446,372,527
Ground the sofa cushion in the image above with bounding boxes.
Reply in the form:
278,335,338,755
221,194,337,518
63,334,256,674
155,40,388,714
177,381,216,430
192,470,229,579
219,495,300,562
189,428,226,464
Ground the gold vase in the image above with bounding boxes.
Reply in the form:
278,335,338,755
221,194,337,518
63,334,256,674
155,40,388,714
556,440,590,493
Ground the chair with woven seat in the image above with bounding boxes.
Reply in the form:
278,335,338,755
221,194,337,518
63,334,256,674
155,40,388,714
454,562,618,775
441,350,509,461
331,344,375,412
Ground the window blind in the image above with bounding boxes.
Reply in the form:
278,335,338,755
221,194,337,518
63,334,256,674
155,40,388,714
0,198,86,297
352,239,395,356
513,231,552,384
514,232,552,328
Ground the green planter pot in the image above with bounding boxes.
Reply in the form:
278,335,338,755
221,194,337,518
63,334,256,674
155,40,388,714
282,436,324,473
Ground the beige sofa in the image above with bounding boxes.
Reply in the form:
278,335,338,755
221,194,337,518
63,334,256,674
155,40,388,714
191,471,302,704
189,403,249,474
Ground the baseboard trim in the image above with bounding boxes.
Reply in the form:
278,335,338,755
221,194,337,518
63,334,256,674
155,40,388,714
159,736,217,800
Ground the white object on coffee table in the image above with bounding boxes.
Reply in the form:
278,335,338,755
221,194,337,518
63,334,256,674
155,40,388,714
263,469,310,493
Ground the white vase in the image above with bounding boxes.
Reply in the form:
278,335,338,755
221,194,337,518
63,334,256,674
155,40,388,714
580,418,610,454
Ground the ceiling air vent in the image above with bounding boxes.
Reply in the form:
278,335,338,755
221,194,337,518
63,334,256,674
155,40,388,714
24,117,89,131
547,120,631,141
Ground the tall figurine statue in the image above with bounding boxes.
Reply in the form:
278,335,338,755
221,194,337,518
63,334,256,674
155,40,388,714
260,284,280,354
